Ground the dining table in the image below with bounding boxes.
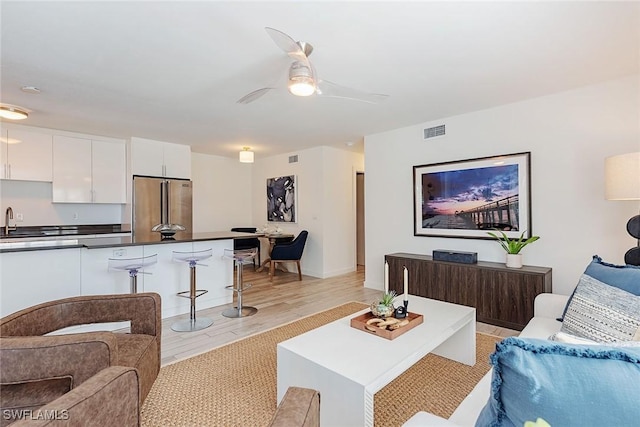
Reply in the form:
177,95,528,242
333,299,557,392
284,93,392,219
256,232,295,273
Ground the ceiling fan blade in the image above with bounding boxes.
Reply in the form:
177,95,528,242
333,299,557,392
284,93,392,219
237,87,275,104
315,80,389,104
265,27,308,62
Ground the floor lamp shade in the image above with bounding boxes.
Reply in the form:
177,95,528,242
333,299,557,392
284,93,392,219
605,152,640,200
605,152,640,265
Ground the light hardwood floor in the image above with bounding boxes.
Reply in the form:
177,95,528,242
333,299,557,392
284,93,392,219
160,265,519,366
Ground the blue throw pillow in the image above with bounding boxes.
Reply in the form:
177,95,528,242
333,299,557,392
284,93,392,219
475,337,640,427
560,273,640,342
560,255,640,320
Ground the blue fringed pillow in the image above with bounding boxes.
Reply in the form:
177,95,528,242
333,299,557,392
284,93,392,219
560,255,640,320
475,337,640,427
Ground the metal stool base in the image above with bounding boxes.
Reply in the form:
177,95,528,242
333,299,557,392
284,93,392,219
222,306,258,318
171,317,214,332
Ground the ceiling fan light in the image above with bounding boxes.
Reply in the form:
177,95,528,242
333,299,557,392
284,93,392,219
239,147,254,163
0,106,28,120
288,78,316,97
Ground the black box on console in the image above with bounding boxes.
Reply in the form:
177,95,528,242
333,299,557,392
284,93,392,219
432,250,478,264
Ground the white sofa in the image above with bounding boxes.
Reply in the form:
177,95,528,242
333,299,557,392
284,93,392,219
404,293,569,427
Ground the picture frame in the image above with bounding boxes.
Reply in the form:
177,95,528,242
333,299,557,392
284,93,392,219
267,175,297,223
413,152,531,239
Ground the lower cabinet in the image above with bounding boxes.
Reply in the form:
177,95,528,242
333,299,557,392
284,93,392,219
385,252,552,330
0,248,81,317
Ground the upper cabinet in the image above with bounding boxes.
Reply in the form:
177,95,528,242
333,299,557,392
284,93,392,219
130,137,191,179
53,136,126,203
0,128,53,182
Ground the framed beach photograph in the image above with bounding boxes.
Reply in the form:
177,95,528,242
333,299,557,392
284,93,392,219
267,175,297,223
413,152,531,239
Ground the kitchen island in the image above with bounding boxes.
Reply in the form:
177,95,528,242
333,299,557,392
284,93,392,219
0,231,257,322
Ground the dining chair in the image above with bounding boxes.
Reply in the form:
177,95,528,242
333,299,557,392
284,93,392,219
269,230,309,282
231,227,261,269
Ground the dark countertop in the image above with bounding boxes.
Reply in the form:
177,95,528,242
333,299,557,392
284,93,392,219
0,231,257,253
0,224,129,239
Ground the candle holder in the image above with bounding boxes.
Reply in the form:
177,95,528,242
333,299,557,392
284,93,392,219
395,299,409,319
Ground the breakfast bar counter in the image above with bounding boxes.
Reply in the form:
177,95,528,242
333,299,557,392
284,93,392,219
0,230,258,321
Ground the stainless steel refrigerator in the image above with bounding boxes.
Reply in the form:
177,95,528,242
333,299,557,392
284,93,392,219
133,176,192,241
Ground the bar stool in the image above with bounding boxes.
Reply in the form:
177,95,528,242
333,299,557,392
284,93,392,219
108,254,158,294
223,248,258,318
171,248,214,332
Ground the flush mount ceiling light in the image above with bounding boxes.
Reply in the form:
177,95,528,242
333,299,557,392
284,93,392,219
239,147,254,163
0,105,28,120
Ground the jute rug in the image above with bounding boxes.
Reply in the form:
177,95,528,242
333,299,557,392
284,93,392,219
141,302,501,427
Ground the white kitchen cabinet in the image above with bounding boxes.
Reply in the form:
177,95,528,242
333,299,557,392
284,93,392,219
92,140,126,203
0,128,53,181
53,136,126,203
130,137,191,179
0,248,82,317
52,135,92,202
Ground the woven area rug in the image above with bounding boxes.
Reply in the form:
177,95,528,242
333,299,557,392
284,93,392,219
141,302,501,427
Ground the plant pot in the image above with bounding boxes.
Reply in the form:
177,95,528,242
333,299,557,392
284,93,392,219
506,253,523,268
370,301,395,318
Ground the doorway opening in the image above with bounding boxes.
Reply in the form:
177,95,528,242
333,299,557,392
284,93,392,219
356,172,365,267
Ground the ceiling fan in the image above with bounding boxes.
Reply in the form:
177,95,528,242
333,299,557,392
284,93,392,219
237,27,389,105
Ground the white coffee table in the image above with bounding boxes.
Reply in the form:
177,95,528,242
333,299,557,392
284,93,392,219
277,295,476,427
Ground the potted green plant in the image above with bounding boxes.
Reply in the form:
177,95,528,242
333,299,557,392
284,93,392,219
371,290,397,317
487,230,540,268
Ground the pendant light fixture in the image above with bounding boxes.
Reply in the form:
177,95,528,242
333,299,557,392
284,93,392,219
0,105,28,120
239,147,254,163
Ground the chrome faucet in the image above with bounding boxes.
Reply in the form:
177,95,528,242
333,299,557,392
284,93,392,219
5,207,16,235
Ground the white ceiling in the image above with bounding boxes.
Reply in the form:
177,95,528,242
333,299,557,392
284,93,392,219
1,1,638,160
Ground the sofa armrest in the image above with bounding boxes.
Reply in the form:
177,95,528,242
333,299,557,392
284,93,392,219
9,366,140,427
533,293,570,319
269,387,320,427
0,333,118,386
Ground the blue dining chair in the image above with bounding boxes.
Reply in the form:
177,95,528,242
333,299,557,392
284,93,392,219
231,227,261,269
269,230,308,282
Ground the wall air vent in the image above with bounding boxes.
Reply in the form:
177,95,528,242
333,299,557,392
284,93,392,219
289,155,299,163
423,124,446,140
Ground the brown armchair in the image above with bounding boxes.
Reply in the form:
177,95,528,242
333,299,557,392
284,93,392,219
0,293,161,426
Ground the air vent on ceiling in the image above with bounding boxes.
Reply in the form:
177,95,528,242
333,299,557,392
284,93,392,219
423,124,446,140
289,155,299,163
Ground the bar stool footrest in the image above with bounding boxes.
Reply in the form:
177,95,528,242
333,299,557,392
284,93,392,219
224,284,253,292
176,289,208,299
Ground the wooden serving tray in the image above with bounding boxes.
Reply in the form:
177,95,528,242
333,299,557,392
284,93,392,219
350,311,423,340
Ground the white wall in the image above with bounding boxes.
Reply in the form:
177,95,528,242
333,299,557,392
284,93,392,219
251,146,364,278
191,152,252,232
364,75,640,295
